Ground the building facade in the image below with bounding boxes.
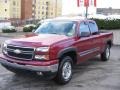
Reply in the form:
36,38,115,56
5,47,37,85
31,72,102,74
0,0,62,20
97,8,120,15
0,0,21,20
32,0,62,20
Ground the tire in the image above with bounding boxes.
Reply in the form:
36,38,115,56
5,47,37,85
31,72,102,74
101,44,111,61
54,56,73,85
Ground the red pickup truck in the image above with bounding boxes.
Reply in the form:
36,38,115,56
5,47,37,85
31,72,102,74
0,17,113,84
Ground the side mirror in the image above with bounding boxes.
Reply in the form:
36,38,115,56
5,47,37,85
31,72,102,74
80,32,90,37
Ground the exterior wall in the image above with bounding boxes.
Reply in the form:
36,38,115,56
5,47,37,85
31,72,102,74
34,0,50,19
55,0,62,17
0,0,10,19
21,0,32,20
0,0,62,20
10,0,21,19
33,0,62,20
0,0,21,20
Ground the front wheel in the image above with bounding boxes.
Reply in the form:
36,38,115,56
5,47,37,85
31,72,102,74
54,56,73,85
101,45,111,61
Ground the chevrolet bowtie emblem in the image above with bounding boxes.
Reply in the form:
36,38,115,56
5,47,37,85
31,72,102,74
14,49,22,54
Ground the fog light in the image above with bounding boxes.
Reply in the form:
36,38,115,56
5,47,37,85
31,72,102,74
3,50,7,54
35,55,49,60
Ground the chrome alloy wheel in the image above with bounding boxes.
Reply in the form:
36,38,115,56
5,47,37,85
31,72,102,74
62,62,72,81
106,47,110,59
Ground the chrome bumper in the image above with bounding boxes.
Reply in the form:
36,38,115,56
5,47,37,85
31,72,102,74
0,59,58,73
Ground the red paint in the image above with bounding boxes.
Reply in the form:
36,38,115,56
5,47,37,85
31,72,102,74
94,0,96,7
84,0,89,7
77,0,80,7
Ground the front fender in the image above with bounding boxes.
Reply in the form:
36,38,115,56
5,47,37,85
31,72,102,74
57,47,77,59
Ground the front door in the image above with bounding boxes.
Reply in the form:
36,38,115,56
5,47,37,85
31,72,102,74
75,21,94,64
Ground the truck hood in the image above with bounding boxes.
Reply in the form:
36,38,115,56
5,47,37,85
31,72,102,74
6,34,69,47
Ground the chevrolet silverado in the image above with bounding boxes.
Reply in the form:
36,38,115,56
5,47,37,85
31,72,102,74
0,17,113,84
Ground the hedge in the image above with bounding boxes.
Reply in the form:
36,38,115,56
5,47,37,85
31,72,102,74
92,19,120,30
2,26,16,33
23,24,36,32
2,29,16,33
23,19,120,31
35,22,41,29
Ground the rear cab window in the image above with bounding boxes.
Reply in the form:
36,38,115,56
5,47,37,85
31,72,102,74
88,21,99,35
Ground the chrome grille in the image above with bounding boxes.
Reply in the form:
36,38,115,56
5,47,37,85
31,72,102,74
6,45,34,60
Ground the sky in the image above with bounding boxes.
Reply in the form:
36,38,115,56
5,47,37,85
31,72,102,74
62,0,120,15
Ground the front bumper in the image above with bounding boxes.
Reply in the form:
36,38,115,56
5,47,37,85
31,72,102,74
0,55,58,73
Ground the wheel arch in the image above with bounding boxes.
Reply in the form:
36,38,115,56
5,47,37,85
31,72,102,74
107,40,113,48
57,47,78,65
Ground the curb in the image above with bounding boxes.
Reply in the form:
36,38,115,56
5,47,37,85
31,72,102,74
0,32,32,38
113,44,120,47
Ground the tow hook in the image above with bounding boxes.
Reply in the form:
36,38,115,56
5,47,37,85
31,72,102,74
36,72,43,76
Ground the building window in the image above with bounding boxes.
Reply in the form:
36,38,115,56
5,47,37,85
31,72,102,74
51,12,53,15
46,12,48,15
46,7,48,10
32,4,36,8
5,0,7,3
32,0,36,4
32,13,35,18
13,1,16,6
32,10,36,14
42,12,44,15
46,2,49,5
5,9,7,12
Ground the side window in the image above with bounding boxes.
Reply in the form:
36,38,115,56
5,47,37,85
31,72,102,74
79,22,90,36
89,22,98,35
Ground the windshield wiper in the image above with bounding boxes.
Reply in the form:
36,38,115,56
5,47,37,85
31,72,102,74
50,32,58,34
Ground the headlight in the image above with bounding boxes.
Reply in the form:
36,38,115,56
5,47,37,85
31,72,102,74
2,43,7,54
2,43,7,48
35,55,49,60
36,47,49,52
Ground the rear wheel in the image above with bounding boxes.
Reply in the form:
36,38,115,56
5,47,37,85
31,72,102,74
101,45,111,61
54,56,73,85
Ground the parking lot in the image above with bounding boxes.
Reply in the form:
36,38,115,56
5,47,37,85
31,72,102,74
0,36,120,90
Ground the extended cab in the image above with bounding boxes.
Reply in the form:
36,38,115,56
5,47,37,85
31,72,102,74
0,17,113,84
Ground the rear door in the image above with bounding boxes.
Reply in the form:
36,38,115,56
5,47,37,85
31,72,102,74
88,21,102,55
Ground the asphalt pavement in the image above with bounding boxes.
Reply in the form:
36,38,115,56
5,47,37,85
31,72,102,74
0,36,120,90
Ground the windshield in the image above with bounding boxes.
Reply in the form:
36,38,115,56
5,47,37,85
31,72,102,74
34,21,76,37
